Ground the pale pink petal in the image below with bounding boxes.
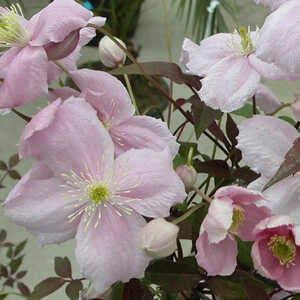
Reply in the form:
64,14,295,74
0,46,48,109
256,0,300,76
278,252,300,291
48,87,80,102
248,54,291,80
88,16,106,27
236,116,299,190
4,162,80,245
180,35,235,76
201,197,233,244
253,0,289,10
29,0,93,46
75,206,149,293
215,185,266,205
112,148,186,218
199,55,261,112
253,83,281,114
20,98,114,177
263,174,300,225
238,204,271,241
70,69,134,126
0,47,21,78
111,116,179,158
47,27,96,83
196,232,237,276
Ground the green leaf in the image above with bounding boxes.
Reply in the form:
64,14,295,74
65,280,83,300
0,230,7,243
8,170,21,180
8,154,19,168
9,255,24,275
0,294,8,300
54,257,72,278
110,282,124,300
30,277,65,299
6,246,13,258
191,98,222,139
173,155,186,169
232,103,254,118
279,115,297,126
0,161,7,171
14,240,27,257
145,259,202,292
236,237,253,269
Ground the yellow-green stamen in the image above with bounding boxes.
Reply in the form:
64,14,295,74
238,26,254,55
229,206,245,233
268,235,296,267
87,184,110,205
0,4,30,48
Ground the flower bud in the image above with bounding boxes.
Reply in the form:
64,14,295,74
98,35,126,68
291,95,300,121
44,30,80,61
175,165,197,192
140,218,179,259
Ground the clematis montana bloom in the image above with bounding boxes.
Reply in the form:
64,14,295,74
253,0,289,10
4,98,186,293
181,28,289,112
48,69,179,157
0,0,105,108
252,215,300,291
196,186,271,276
256,0,300,77
236,115,299,191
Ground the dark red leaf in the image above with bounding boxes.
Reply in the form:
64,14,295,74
110,61,202,89
0,230,6,243
17,282,31,296
265,137,300,190
208,121,231,150
226,114,239,146
0,264,8,277
233,167,260,185
173,98,187,111
8,170,21,180
194,159,231,178
65,280,83,300
8,154,19,169
0,161,7,170
30,277,65,299
4,278,14,288
16,270,27,279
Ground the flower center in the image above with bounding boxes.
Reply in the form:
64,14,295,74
87,183,110,204
268,235,296,267
238,26,254,55
0,4,30,49
229,206,245,233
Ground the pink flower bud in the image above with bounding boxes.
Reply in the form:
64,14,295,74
291,95,300,121
140,218,179,259
175,165,197,192
44,30,80,61
98,35,126,68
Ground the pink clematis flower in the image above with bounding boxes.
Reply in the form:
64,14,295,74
4,98,186,293
0,0,105,109
180,28,289,112
48,69,179,157
236,115,299,191
252,215,300,291
196,186,271,276
256,0,300,77
253,0,289,10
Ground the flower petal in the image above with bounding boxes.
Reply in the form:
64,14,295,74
70,69,134,126
75,206,149,293
112,148,186,218
48,87,80,102
196,231,237,276
263,174,300,225
180,35,235,76
201,197,233,243
30,0,93,46
253,83,281,114
254,0,289,10
20,98,114,177
4,162,80,245
199,55,261,112
256,0,300,77
236,116,299,190
0,47,21,78
111,115,179,157
0,46,48,109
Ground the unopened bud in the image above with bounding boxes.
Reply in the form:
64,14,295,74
140,218,179,259
291,95,300,121
176,165,197,192
44,30,80,61
98,35,126,68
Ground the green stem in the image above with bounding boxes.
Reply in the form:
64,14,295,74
269,103,291,116
123,74,139,115
172,203,205,225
